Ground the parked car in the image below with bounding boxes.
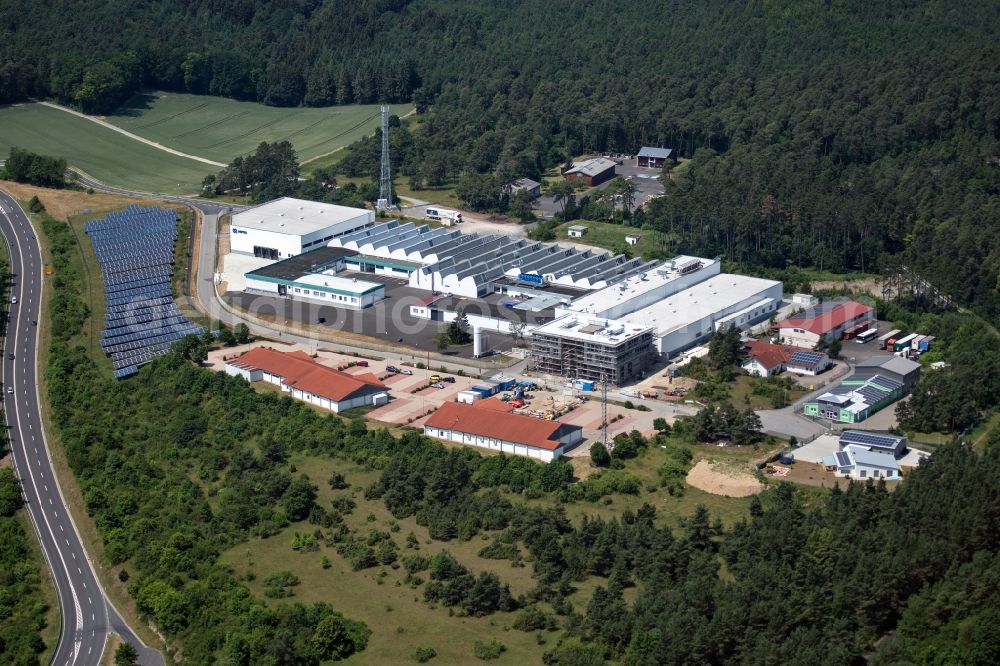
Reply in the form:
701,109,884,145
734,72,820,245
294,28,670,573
429,375,441,383
355,360,369,367
386,365,400,373
10,296,16,304
430,382,445,389
442,376,456,383
401,368,413,375
6,353,13,360
5,386,12,394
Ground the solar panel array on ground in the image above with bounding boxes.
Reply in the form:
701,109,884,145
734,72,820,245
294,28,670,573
86,205,204,378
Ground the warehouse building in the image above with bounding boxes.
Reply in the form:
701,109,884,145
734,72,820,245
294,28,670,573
563,157,617,186
511,178,542,198
230,197,374,260
530,316,656,384
225,347,389,412
243,247,385,309
804,374,905,423
423,401,583,462
557,256,720,320
778,300,875,348
327,220,658,298
624,273,783,357
855,355,921,393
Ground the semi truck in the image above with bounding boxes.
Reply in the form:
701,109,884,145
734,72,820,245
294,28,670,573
425,207,463,226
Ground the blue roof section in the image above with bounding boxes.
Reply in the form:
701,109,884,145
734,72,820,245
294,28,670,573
638,146,673,159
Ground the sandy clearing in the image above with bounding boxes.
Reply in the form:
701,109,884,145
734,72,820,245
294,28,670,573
686,460,765,497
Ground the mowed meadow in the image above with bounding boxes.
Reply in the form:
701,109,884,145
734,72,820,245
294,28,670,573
0,103,209,194
107,92,412,164
0,93,412,193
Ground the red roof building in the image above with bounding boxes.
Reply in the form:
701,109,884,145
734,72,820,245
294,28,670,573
742,340,830,377
225,347,387,412
424,401,583,462
778,300,875,347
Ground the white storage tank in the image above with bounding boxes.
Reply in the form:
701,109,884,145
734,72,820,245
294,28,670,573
473,326,485,357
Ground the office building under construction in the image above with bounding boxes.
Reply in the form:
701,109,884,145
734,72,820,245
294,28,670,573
530,316,655,384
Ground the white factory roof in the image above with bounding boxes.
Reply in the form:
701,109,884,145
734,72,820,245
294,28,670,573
533,314,652,344
232,197,371,236
625,273,782,335
566,255,717,314
293,272,383,295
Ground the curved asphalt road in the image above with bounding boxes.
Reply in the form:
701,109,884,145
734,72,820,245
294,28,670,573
0,189,163,666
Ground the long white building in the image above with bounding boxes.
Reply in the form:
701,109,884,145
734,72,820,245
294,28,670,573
624,273,783,356
230,197,374,260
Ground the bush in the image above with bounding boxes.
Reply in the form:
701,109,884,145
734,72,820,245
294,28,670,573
474,639,507,660
413,646,437,662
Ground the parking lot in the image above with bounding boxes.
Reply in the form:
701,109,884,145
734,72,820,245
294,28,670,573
225,274,529,360
533,157,666,218
206,342,684,451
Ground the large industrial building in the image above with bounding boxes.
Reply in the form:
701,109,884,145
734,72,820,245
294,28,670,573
232,213,787,385
230,197,375,260
243,247,386,309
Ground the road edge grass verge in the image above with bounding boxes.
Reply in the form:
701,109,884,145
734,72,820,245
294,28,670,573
23,196,173,659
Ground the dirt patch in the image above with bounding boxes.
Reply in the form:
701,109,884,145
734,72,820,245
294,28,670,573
0,181,183,221
686,460,764,497
810,277,881,298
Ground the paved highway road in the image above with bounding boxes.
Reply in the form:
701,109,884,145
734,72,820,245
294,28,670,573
0,189,162,666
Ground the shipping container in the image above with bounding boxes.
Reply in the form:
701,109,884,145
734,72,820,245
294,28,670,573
457,391,481,404
918,335,935,352
893,333,919,352
491,374,517,391
909,335,926,351
471,385,495,397
878,329,902,350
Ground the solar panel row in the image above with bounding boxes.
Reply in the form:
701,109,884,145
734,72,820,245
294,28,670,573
86,205,203,379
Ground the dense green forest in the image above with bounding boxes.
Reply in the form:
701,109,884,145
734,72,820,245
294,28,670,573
3,0,998,322
0,468,50,665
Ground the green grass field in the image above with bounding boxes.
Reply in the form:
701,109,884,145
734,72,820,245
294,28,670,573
107,92,412,165
0,103,211,194
555,219,666,257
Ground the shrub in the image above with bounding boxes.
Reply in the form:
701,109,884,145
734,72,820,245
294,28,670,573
413,646,437,662
473,639,506,660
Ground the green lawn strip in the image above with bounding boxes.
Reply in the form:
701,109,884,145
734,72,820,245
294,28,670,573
0,104,209,194
107,92,412,164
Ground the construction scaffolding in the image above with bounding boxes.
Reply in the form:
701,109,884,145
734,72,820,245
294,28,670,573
531,328,655,385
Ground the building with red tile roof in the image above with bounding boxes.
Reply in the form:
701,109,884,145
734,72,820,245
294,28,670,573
225,347,388,412
424,401,583,462
778,300,874,347
742,340,830,377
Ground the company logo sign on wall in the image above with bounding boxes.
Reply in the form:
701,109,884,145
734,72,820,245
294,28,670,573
232,228,248,235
